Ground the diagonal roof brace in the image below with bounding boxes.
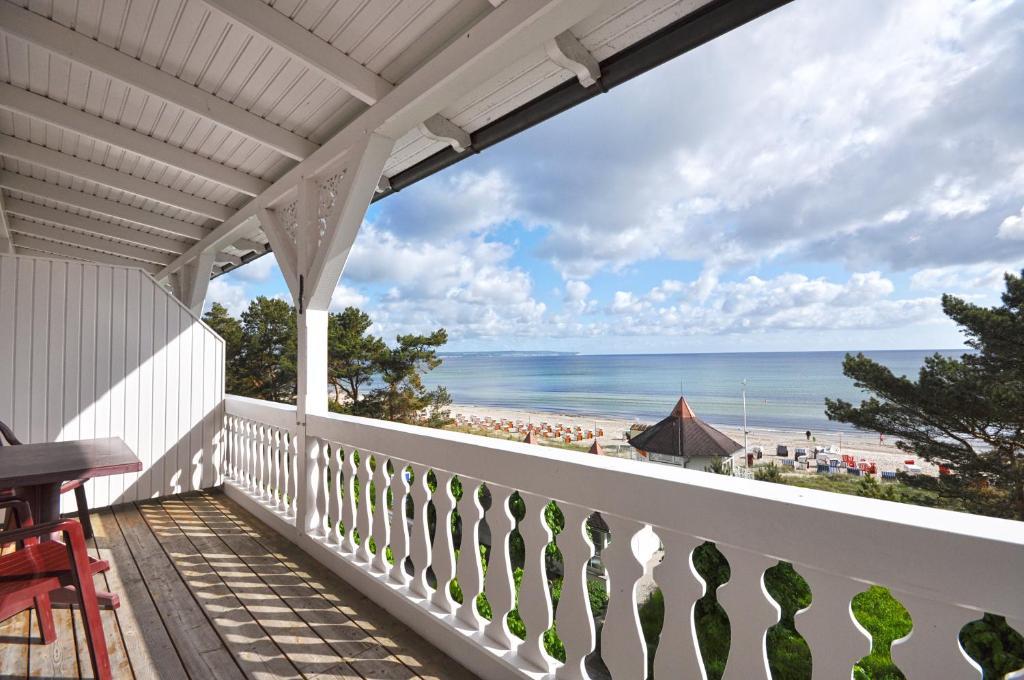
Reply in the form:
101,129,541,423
418,115,472,153
545,30,601,87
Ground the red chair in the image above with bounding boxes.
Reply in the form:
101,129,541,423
0,420,94,539
0,497,111,679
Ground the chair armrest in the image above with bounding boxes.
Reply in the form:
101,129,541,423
60,479,88,493
0,497,33,528
0,519,85,548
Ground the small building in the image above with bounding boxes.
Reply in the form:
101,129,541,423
628,396,742,471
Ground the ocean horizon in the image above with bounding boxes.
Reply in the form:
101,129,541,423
423,349,963,432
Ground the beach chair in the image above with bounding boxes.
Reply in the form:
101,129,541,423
881,471,897,481
816,463,830,474
846,466,861,476
781,458,795,468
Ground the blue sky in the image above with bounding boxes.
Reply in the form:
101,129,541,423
206,0,1024,354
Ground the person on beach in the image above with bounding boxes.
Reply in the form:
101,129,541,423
805,430,811,441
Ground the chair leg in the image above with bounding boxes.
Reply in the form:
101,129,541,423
66,541,111,679
73,485,94,541
34,593,56,644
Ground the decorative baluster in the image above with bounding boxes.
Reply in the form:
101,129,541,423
326,441,341,546
556,503,596,680
287,430,298,518
278,430,290,513
318,441,331,537
272,427,282,505
652,530,706,680
225,417,235,481
371,457,392,574
245,419,254,490
243,420,252,490
716,545,779,680
455,477,485,633
408,464,433,599
484,485,518,651
600,515,648,680
259,423,269,499
356,452,374,564
794,568,871,680
518,492,555,672
430,470,457,614
341,446,358,554
389,460,411,586
890,595,983,678
303,435,321,536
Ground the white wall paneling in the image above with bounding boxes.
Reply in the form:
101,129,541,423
0,253,225,510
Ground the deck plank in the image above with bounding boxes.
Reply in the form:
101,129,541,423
178,494,409,677
199,490,479,680
0,610,30,679
1,493,479,680
28,609,77,678
112,503,245,680
90,508,185,679
137,500,304,679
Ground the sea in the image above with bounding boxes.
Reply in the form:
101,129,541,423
422,350,962,433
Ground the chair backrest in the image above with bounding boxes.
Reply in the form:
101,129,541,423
0,420,22,447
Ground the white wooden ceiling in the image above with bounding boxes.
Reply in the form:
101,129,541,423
0,0,714,277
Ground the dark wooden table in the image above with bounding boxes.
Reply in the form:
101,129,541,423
1,437,142,609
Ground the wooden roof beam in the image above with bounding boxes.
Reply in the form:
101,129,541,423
0,135,233,222
0,0,316,161
0,171,210,241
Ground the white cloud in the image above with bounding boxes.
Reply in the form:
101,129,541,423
230,254,278,282
329,284,367,311
997,206,1024,240
205,279,249,316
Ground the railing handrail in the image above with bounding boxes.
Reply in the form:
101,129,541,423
225,394,1024,621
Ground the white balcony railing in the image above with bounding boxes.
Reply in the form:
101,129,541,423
222,395,1024,680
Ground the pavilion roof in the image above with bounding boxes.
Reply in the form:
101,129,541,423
628,397,741,458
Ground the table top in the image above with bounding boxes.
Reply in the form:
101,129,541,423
0,437,142,487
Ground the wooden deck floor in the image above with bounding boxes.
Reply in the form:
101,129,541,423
0,490,479,679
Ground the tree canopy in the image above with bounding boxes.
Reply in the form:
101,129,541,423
825,270,1024,520
203,300,450,426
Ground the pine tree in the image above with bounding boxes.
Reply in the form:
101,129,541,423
825,270,1024,520
202,303,245,395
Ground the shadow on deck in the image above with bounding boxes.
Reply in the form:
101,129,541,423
0,490,479,679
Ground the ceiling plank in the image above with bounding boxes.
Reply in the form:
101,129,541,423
0,0,317,161
0,83,270,197
3,197,189,255
0,135,234,221
14,239,162,274
158,0,603,281
8,217,175,265
0,171,210,241
200,0,393,106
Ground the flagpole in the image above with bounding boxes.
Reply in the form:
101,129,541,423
742,379,749,465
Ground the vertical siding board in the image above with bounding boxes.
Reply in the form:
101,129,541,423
62,263,83,444
79,264,98,509
176,307,192,495
163,295,181,498
0,255,17,425
93,266,113,509
30,260,50,445
123,270,142,502
0,255,225,509
46,262,67,444
13,258,34,437
189,317,203,492
138,281,155,499
108,268,128,504
150,284,168,502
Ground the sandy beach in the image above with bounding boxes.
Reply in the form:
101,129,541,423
450,403,937,476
